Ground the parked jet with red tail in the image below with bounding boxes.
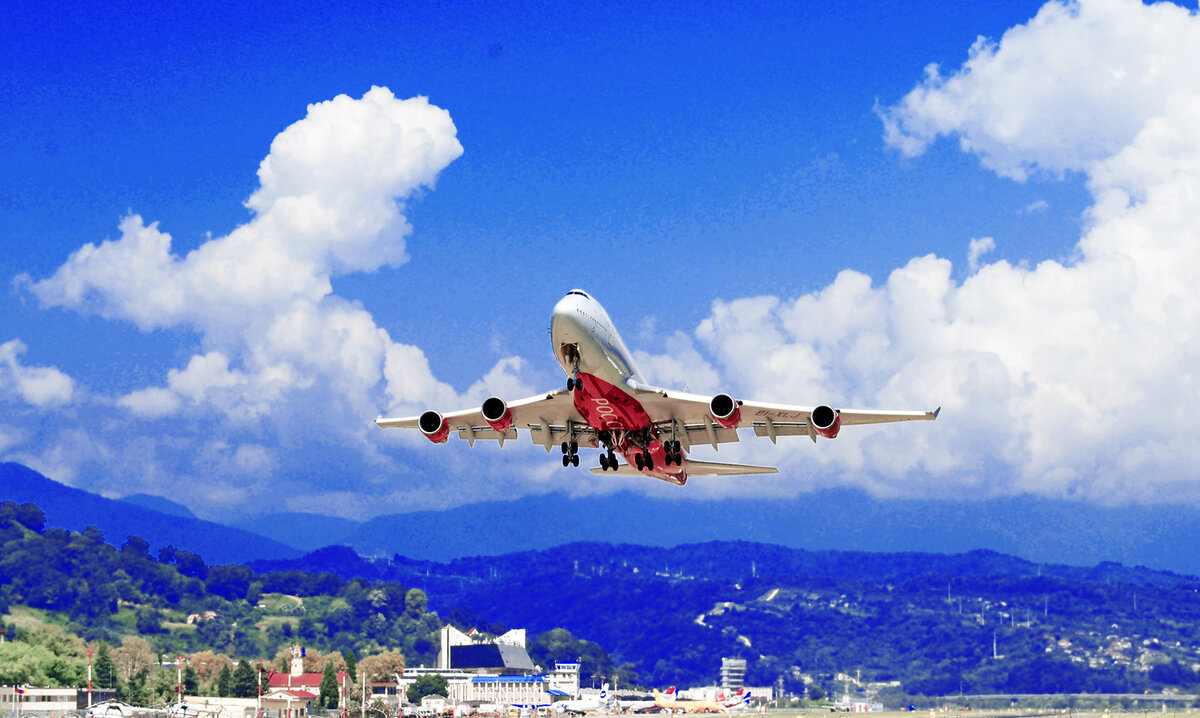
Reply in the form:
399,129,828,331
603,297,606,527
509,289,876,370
375,290,939,484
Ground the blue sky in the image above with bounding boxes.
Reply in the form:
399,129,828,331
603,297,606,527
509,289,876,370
3,0,1196,521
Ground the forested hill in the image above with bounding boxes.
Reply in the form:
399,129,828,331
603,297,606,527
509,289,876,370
9,492,1200,701
0,499,617,692
252,541,1200,697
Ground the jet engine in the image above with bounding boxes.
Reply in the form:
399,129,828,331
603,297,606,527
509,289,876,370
811,405,841,439
418,410,451,444
709,393,742,430
481,397,514,432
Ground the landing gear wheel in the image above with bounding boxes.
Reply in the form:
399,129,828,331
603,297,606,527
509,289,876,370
635,453,644,470
571,454,579,467
600,453,609,470
561,441,569,454
645,453,655,470
673,440,682,453
562,455,570,467
570,441,578,454
573,375,583,392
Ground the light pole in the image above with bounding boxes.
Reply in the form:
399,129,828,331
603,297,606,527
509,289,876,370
257,661,263,718
177,656,184,706
88,650,94,708
340,665,347,718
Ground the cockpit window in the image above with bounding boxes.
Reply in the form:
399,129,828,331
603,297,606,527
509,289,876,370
566,290,591,299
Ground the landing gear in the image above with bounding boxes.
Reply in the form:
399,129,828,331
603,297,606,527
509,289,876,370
598,448,618,471
635,452,655,471
663,440,683,466
561,440,580,467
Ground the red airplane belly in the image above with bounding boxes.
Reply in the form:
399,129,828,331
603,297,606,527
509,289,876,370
573,373,688,485
572,373,653,431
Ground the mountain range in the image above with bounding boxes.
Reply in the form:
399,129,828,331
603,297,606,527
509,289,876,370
0,462,299,564
8,460,1200,575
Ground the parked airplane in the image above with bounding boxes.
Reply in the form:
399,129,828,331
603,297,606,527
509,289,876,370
721,689,752,711
376,290,939,484
652,688,728,713
552,685,615,715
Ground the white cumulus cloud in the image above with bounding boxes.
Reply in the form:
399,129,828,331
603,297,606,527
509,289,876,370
661,0,1200,504
0,340,76,407
16,87,540,515
878,0,1200,180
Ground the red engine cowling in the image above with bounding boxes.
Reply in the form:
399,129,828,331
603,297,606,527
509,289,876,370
418,410,451,444
811,405,841,439
481,397,513,432
709,393,742,430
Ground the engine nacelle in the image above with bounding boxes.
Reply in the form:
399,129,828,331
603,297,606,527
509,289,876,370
709,393,742,430
418,410,451,444
481,396,513,432
811,405,841,439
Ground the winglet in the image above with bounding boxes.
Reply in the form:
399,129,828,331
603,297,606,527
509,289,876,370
931,406,941,420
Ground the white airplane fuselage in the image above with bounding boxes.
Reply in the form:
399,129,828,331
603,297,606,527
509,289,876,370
550,290,688,484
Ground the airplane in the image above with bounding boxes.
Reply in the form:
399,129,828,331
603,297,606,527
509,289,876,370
721,690,752,711
552,684,616,715
375,290,939,484
652,688,727,714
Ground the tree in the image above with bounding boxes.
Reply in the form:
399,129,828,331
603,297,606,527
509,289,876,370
136,609,165,635
183,665,199,694
206,565,253,601
232,660,258,698
114,636,155,681
93,642,118,689
189,651,233,686
217,663,233,697
405,588,427,617
406,674,448,705
122,535,152,558
357,652,405,683
344,649,358,683
319,660,340,709
15,503,45,532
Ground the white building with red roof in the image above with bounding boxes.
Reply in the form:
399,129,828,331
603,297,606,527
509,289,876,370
264,646,349,718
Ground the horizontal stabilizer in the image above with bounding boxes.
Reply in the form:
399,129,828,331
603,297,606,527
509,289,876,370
590,459,778,477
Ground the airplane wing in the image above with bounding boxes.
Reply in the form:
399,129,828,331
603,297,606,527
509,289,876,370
377,385,937,450
376,389,596,451
628,386,939,448
590,458,778,477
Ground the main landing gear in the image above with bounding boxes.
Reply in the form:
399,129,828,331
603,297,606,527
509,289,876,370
561,441,579,467
597,448,618,471
663,440,683,466
634,451,655,471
